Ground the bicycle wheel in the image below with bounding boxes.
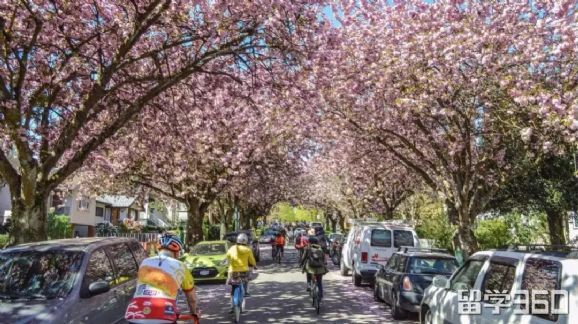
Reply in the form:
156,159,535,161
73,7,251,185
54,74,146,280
233,285,243,323
311,285,317,307
234,305,241,323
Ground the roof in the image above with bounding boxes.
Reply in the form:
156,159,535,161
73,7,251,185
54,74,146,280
0,237,136,253
97,195,138,208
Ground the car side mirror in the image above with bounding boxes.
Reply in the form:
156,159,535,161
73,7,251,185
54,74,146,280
89,280,111,296
432,275,450,290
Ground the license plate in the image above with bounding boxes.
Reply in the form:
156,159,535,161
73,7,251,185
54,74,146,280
199,270,210,276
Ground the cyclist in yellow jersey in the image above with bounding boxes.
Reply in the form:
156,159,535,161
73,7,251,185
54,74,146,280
226,233,257,307
125,234,198,324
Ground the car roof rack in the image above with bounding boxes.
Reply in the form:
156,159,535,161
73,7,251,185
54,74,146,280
497,244,578,253
397,246,452,255
347,219,415,227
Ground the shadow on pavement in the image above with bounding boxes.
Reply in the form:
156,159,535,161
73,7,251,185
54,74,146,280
196,245,418,323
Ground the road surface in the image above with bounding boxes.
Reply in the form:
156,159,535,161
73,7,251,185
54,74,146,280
195,245,419,323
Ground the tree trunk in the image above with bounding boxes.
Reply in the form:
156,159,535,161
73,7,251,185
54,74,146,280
338,211,345,232
10,187,50,244
10,191,49,245
185,197,204,246
383,208,394,220
546,207,567,245
445,200,479,257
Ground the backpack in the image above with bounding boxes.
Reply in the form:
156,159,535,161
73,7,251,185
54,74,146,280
308,246,325,268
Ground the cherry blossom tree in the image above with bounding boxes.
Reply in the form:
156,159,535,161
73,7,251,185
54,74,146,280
311,0,578,255
0,0,327,243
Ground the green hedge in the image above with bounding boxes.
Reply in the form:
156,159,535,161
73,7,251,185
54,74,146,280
48,213,73,239
0,234,8,248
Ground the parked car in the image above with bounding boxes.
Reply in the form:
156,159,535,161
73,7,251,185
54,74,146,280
182,240,230,282
421,245,578,324
341,221,420,287
258,228,278,244
293,227,307,237
0,237,146,324
224,230,260,262
328,232,344,243
374,247,459,319
309,222,323,228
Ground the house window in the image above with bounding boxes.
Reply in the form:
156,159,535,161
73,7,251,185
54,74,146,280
95,207,104,217
573,214,578,229
78,199,89,210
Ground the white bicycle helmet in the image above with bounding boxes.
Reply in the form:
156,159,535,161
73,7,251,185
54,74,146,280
237,233,249,245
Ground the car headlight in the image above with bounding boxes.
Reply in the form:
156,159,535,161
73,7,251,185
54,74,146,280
220,259,228,266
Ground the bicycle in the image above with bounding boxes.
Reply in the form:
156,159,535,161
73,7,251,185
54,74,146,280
310,274,321,314
229,272,251,323
274,245,282,264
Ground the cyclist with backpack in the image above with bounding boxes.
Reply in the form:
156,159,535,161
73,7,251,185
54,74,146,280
299,236,328,301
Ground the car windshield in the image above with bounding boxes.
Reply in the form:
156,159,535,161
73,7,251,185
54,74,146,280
193,243,226,255
264,229,277,236
409,257,459,274
330,234,343,241
0,250,84,300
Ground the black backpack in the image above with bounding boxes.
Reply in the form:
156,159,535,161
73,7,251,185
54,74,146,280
308,246,325,268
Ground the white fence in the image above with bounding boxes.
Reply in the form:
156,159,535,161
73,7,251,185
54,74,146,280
97,232,159,243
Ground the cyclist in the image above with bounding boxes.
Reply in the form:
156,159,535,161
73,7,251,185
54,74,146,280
294,233,308,259
274,232,286,259
226,233,257,305
125,233,198,324
300,236,328,301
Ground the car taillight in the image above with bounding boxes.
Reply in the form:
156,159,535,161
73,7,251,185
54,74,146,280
361,252,368,263
402,276,413,291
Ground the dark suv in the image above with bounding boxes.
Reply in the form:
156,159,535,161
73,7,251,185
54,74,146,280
224,230,260,262
0,237,146,323
374,247,459,320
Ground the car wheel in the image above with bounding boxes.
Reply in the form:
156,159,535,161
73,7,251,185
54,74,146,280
340,259,349,276
421,305,432,324
373,283,382,302
391,291,406,320
352,264,362,287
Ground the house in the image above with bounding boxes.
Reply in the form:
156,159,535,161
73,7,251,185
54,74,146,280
96,195,144,226
52,189,99,237
0,184,11,225
568,212,578,243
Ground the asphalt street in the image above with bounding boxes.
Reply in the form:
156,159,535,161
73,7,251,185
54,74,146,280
195,245,419,323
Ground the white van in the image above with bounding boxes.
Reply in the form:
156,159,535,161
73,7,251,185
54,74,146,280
341,221,419,286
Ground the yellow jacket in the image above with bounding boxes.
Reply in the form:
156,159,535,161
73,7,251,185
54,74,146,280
226,244,256,272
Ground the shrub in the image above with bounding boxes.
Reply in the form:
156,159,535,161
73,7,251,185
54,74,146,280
0,234,8,248
47,213,73,239
475,218,511,250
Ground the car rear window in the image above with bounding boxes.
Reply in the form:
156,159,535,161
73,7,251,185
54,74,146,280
371,229,392,247
409,257,459,274
521,258,562,322
393,230,415,248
